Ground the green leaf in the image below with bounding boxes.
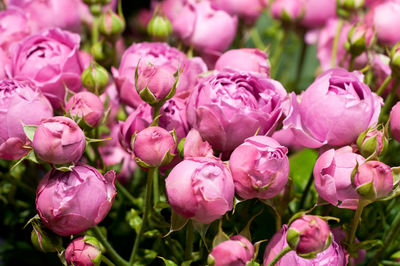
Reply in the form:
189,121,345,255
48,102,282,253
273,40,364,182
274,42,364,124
289,149,318,191
54,163,75,172
126,209,142,234
85,137,111,144
158,256,178,266
354,239,383,251
212,220,229,248
192,220,210,251
239,208,264,241
23,124,38,142
165,210,188,237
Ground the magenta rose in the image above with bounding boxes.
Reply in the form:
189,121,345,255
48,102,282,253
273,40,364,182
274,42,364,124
66,91,104,128
209,235,254,266
36,164,116,236
187,69,288,153
159,98,189,142
0,8,32,53
112,42,207,107
271,0,303,21
391,101,400,143
229,136,289,200
215,48,270,75
65,236,102,266
369,1,400,46
183,129,213,159
11,28,83,108
212,0,268,24
0,79,53,160
313,146,365,209
300,0,336,28
283,68,382,148
165,157,234,224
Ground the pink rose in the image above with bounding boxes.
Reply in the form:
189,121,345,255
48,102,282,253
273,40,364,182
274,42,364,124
390,101,400,143
66,91,104,127
271,0,303,21
11,28,83,108
184,129,213,159
36,164,116,236
212,0,268,24
65,236,102,266
209,235,254,266
300,0,336,28
0,8,32,53
159,98,189,141
370,1,400,46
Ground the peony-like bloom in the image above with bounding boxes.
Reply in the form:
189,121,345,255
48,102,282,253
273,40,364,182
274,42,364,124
65,236,102,266
263,225,347,266
32,116,86,164
370,1,400,46
165,157,234,224
215,48,270,76
300,0,336,28
159,98,189,141
184,129,213,159
212,0,268,24
390,101,400,143
187,69,288,153
112,42,207,108
283,68,382,148
313,146,365,209
0,79,53,160
11,28,83,108
36,164,116,236
172,0,237,54
66,91,104,128
8,0,82,32
229,136,289,199
270,0,303,21
0,8,32,53
209,235,254,266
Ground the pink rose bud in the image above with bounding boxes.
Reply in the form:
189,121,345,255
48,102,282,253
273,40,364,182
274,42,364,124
229,136,289,200
136,64,176,105
36,164,116,236
371,1,400,46
183,129,213,159
187,69,288,153
271,0,303,22
353,161,393,200
212,0,267,24
133,126,175,168
165,157,234,224
263,225,346,266
66,91,104,127
33,116,86,164
314,146,365,209
356,126,388,158
287,215,332,257
65,236,102,266
300,0,336,28
215,48,270,75
98,9,125,39
0,80,53,160
208,235,254,266
11,28,83,108
391,101,400,143
346,24,375,57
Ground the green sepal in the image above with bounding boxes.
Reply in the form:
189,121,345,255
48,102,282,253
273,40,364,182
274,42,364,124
286,228,300,250
356,181,377,200
139,86,158,106
23,124,38,142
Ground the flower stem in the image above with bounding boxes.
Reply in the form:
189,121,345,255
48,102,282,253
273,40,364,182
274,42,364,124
379,79,399,123
92,16,100,48
293,35,307,93
102,256,116,266
298,174,313,210
153,168,159,204
377,74,394,96
250,28,265,50
346,199,366,248
348,56,355,72
268,246,292,266
270,30,289,78
92,226,128,266
115,180,141,207
129,167,154,264
184,220,194,261
331,19,344,68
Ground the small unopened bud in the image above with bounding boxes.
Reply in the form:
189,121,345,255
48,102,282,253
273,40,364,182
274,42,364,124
337,0,364,18
147,15,172,39
82,0,101,6
390,43,400,77
91,41,112,64
346,24,374,57
357,125,388,158
81,62,109,95
353,161,393,200
90,4,103,16
31,219,63,253
99,9,125,39
65,236,102,266
286,215,332,258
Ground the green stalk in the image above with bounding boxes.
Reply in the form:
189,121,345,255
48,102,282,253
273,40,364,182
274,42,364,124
268,246,292,266
250,28,265,50
346,199,366,248
293,36,307,93
331,19,344,68
270,31,289,78
377,74,394,96
348,56,355,72
92,226,128,266
115,180,140,207
102,256,116,266
298,174,313,210
379,79,400,123
92,16,100,47
184,220,194,261
152,168,159,204
129,167,154,264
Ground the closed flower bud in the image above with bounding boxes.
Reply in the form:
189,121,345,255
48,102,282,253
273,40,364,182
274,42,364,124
36,164,116,236
33,116,86,164
31,219,62,253
99,9,125,39
147,15,172,39
287,215,332,258
65,236,102,266
353,161,393,200
81,62,110,95
346,24,374,57
208,235,254,266
133,126,175,168
66,92,104,127
357,125,388,158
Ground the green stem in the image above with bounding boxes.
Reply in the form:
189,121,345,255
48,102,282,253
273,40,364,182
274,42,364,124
92,226,128,266
298,174,313,210
348,56,355,72
293,36,307,93
379,79,399,123
250,28,265,50
184,220,194,261
331,19,344,68
92,16,100,48
153,168,159,204
102,256,116,266
377,74,394,96
271,31,289,78
115,180,140,207
346,199,366,248
268,246,292,266
129,167,154,264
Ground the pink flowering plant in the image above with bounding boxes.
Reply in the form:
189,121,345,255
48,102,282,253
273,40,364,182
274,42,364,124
3,1,400,265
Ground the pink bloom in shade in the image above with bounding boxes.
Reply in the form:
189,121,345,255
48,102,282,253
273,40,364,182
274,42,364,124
229,136,289,200
0,79,53,160
112,42,207,108
270,0,303,21
211,0,268,24
300,0,336,28
215,48,270,76
331,227,366,265
32,116,86,164
283,68,383,148
165,157,234,224
11,28,83,109
65,236,101,266
172,0,238,54
263,225,347,266
159,98,190,142
184,129,213,159
371,54,395,95
8,0,82,33
370,1,400,46
313,146,365,209
133,126,175,167
0,8,32,53
159,0,185,23
209,235,254,266
66,92,104,127
187,69,288,153
391,102,400,143
36,164,116,236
